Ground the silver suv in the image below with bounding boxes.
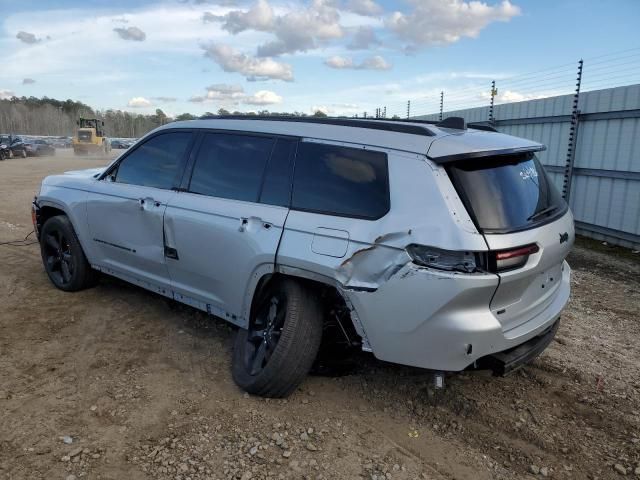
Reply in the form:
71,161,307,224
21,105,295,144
33,117,574,397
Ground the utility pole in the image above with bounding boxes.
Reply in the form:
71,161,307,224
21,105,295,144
562,59,583,201
489,80,497,124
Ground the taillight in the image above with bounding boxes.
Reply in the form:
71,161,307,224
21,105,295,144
406,245,480,273
491,244,539,272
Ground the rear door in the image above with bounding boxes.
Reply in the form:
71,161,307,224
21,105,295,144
86,130,193,290
164,132,295,324
446,153,573,333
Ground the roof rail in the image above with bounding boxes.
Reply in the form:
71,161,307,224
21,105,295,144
197,115,436,137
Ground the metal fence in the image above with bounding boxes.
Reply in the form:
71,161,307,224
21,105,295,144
357,49,640,248
413,84,640,250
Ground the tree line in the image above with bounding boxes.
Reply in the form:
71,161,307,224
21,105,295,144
0,96,329,139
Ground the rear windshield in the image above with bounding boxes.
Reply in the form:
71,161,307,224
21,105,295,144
447,153,566,233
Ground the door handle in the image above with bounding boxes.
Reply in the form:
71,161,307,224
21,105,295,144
138,197,161,210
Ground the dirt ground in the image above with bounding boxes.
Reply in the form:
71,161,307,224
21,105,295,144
1,151,639,480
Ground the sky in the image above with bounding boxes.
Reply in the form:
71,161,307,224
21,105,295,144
0,0,638,117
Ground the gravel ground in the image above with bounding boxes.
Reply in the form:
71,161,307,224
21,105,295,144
0,152,639,480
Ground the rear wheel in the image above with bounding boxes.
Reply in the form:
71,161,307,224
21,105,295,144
40,215,96,291
232,279,323,397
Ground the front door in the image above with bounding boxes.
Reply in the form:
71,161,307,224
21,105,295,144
86,130,193,290
164,133,295,324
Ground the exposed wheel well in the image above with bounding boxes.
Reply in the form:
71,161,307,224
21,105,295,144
249,273,362,351
38,206,66,231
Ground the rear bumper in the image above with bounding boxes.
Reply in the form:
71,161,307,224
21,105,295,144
345,260,570,371
476,318,559,375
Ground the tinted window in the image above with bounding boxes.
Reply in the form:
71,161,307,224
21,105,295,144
259,138,296,207
292,142,389,219
189,133,274,202
447,153,566,233
114,132,191,189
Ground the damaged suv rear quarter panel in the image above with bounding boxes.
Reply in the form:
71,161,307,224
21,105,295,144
275,145,495,364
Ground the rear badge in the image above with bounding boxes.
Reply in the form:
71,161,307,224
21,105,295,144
559,232,569,244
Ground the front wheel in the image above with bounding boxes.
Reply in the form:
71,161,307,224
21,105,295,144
40,215,96,291
232,279,323,398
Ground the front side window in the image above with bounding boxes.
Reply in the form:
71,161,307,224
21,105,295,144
113,132,191,189
291,142,389,219
188,133,274,202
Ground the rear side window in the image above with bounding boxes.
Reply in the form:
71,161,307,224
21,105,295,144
189,133,274,202
114,132,191,189
292,142,389,219
447,153,567,233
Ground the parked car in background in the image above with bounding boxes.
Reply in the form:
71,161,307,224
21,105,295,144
25,139,56,157
110,139,130,149
51,137,72,149
0,135,28,158
32,116,574,397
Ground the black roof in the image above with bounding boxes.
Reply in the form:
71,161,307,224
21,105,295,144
198,115,437,137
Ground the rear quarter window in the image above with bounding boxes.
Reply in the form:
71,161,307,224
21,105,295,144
291,142,389,220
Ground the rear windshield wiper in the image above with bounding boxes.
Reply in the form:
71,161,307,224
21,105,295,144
527,205,558,222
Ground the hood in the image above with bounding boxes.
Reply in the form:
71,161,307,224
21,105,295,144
63,167,105,178
426,129,545,164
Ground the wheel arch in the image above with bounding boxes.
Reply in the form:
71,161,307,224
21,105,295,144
243,267,367,348
36,199,92,262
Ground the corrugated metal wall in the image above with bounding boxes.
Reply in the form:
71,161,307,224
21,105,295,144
415,84,640,249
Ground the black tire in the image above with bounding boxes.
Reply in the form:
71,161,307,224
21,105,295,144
232,279,323,398
40,215,96,291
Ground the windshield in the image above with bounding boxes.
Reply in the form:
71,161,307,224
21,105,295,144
78,130,92,141
447,153,566,233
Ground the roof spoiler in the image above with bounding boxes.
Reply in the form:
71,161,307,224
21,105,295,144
428,145,547,165
436,117,466,130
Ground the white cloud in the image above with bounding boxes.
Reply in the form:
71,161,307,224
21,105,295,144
347,25,380,50
387,0,520,49
0,89,15,99
202,43,294,81
16,31,40,44
0,4,266,81
189,84,282,106
244,90,282,105
22,78,36,85
220,0,275,33
325,55,391,70
113,26,146,41
344,0,383,16
128,96,153,107
213,0,344,57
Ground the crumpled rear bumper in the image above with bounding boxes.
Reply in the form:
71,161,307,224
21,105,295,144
344,260,570,371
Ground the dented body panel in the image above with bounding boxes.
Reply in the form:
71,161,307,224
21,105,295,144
34,117,573,375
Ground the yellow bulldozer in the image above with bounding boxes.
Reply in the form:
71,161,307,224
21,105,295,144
72,118,111,155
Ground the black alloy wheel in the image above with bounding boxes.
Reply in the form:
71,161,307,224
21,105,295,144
244,293,287,375
42,228,75,288
39,216,96,291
